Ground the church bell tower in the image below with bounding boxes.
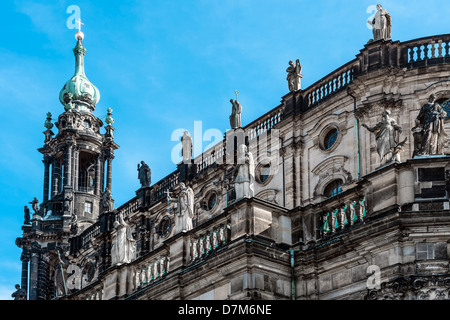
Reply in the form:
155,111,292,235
15,26,119,300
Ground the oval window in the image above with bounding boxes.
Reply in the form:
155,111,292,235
207,193,217,210
323,128,338,150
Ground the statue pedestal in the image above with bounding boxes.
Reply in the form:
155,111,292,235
102,265,134,299
225,197,291,245
163,232,186,272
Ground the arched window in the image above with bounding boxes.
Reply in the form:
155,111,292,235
324,179,343,198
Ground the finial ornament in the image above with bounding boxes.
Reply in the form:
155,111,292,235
44,112,53,130
105,108,114,126
235,90,239,101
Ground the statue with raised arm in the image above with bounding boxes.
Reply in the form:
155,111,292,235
29,197,39,215
362,110,405,165
181,130,193,163
368,4,392,41
286,59,303,91
233,144,255,199
415,94,447,156
168,182,195,233
137,161,151,188
229,99,242,129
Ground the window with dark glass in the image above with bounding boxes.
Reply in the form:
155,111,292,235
323,128,338,150
207,193,217,210
258,164,271,184
324,179,343,198
159,216,171,237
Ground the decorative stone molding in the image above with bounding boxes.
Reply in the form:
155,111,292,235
366,274,450,300
312,156,352,197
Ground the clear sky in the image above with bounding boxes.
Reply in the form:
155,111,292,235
0,0,448,299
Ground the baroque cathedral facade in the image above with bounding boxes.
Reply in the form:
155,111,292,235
14,7,450,300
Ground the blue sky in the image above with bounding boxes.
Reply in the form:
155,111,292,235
0,0,448,299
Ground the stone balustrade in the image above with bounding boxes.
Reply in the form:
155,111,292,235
189,222,231,262
318,196,367,236
402,34,450,66
303,60,358,109
132,254,170,292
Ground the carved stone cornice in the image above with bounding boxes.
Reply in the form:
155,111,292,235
366,274,450,300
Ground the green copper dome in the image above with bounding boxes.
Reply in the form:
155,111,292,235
59,36,100,113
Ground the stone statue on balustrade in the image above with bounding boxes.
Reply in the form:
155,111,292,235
29,197,39,215
368,4,392,41
168,182,195,233
137,161,151,188
413,94,447,157
232,144,255,200
111,212,136,265
362,110,406,165
286,59,302,92
181,130,193,163
229,99,242,129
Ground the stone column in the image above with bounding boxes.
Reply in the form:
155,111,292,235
51,159,61,197
106,154,114,191
95,155,101,196
64,142,73,187
42,157,51,203
20,252,30,300
73,147,79,191
29,250,40,300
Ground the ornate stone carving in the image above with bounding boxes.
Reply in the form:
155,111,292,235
366,275,450,300
137,161,151,188
286,59,302,91
362,110,406,165
111,212,136,265
168,182,195,233
229,99,242,129
367,4,392,42
232,144,255,200
413,94,447,157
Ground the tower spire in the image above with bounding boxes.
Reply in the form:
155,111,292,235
59,22,100,113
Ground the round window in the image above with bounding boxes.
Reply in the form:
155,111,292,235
256,163,271,184
324,128,338,150
207,193,217,210
159,216,171,237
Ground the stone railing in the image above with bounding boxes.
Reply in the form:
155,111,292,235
80,223,101,248
115,197,139,219
150,171,179,203
402,34,450,67
303,59,359,109
317,196,367,237
132,253,170,292
245,106,284,141
195,141,226,172
189,221,231,263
